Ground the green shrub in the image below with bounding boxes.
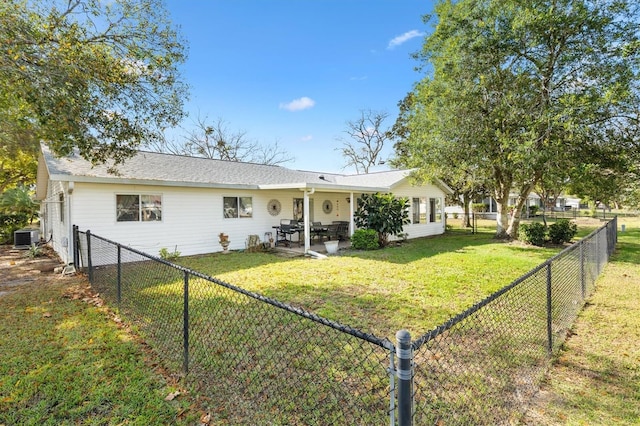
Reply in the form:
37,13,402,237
548,219,578,244
350,229,379,250
0,213,29,244
519,222,547,246
472,203,487,213
159,246,181,261
353,192,409,247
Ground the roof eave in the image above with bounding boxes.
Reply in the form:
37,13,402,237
35,151,50,200
434,178,454,195
47,174,261,190
258,182,389,193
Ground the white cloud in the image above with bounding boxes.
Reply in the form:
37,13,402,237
279,96,316,112
387,30,424,49
300,135,313,142
350,75,368,81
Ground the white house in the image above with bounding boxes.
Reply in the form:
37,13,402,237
36,144,453,264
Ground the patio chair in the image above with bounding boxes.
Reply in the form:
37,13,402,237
326,221,350,241
335,221,349,241
326,221,349,241
311,221,328,243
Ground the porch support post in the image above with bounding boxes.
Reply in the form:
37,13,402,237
349,191,355,237
303,189,311,253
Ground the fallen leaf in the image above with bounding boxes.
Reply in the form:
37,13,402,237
43,312,52,318
165,390,181,401
200,413,211,424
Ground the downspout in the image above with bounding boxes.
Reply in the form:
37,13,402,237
66,182,74,265
303,187,315,254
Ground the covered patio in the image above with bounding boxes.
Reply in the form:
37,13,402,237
272,238,351,257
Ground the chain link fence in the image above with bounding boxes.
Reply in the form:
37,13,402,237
74,217,617,425
74,227,395,425
410,217,617,425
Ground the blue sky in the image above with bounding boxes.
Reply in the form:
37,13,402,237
164,1,436,173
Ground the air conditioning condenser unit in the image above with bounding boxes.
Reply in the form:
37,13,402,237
14,229,40,249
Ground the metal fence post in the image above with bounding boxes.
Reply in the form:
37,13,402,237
611,216,618,256
72,225,79,268
546,262,553,355
396,330,412,426
473,213,477,234
86,230,93,284
183,270,190,374
580,242,586,300
117,244,122,306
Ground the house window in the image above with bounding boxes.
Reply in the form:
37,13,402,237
412,197,427,224
59,193,64,223
116,194,162,222
224,196,252,218
429,198,442,222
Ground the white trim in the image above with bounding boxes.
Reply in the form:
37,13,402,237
48,174,260,190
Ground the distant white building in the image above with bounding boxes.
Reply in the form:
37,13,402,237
446,193,584,219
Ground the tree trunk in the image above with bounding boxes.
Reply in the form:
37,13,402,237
494,189,510,239
495,201,510,238
507,185,535,238
492,167,512,239
506,197,526,238
462,193,472,228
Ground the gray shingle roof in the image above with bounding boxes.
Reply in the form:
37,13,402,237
334,169,411,187
41,144,401,190
43,145,308,186
40,144,453,194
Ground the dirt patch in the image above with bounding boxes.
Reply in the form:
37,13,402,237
0,244,67,297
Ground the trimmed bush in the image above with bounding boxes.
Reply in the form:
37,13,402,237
0,213,28,244
519,222,546,246
350,229,379,250
548,219,578,244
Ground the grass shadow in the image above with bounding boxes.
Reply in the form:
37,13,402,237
613,228,640,265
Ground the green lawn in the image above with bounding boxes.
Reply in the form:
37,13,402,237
0,277,197,425
522,223,640,425
1,217,631,425
179,226,561,339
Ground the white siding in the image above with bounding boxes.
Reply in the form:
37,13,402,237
70,183,358,256
42,180,73,263
312,195,352,223
44,179,448,262
390,181,447,240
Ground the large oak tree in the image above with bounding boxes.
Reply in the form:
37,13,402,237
0,0,188,186
394,0,640,238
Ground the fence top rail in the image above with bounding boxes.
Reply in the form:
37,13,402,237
77,229,394,351
411,217,616,351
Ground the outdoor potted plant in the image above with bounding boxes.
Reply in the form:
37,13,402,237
219,232,230,253
324,239,339,255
